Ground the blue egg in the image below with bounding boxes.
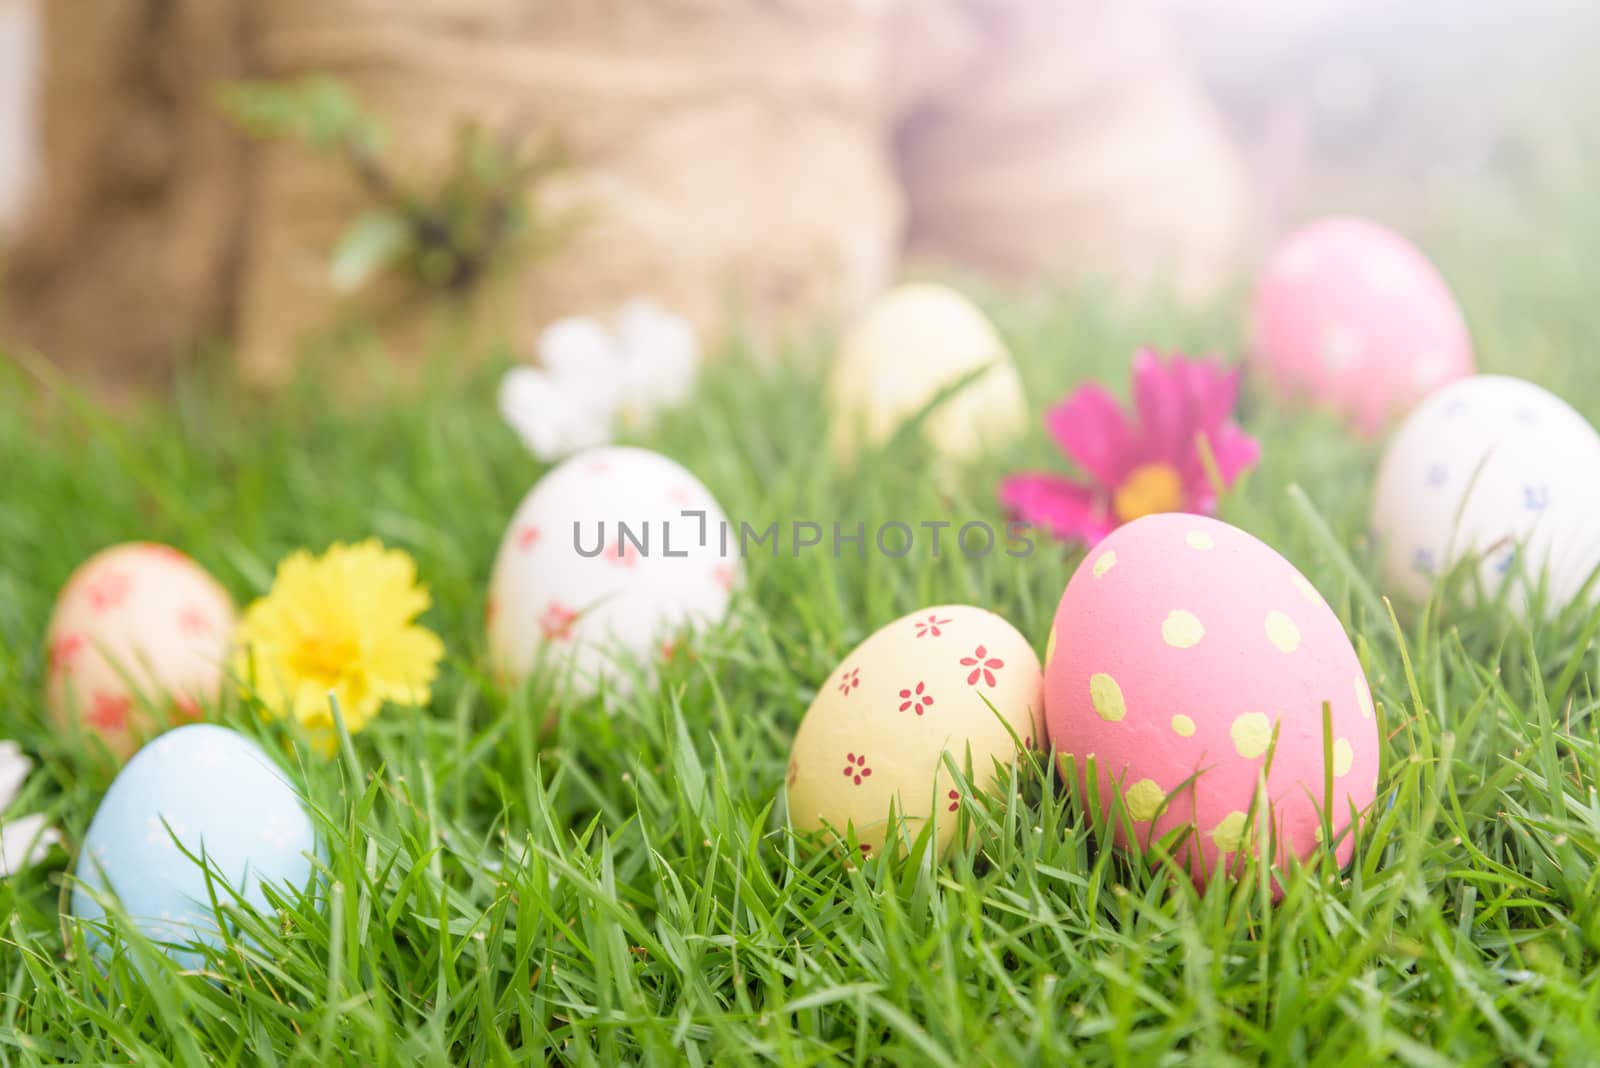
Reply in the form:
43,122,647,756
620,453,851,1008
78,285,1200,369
71,724,315,967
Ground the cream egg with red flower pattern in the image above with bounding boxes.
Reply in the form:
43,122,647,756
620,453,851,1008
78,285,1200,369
785,604,1043,859
45,543,236,761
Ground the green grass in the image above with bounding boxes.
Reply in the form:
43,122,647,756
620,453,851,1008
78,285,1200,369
6,188,1600,1065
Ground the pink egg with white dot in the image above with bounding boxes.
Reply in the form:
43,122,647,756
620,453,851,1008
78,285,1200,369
1249,216,1473,435
1043,513,1378,889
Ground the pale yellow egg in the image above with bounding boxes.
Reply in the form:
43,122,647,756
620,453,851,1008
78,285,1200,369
785,604,1043,858
827,283,1026,462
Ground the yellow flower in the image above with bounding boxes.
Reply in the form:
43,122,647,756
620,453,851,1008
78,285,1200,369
233,540,445,755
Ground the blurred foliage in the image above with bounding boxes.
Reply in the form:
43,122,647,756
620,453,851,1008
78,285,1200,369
219,76,571,298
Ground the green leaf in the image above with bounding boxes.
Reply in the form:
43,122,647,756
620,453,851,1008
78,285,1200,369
329,211,413,294
216,76,383,158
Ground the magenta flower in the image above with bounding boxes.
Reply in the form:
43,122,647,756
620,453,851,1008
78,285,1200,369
1000,350,1260,545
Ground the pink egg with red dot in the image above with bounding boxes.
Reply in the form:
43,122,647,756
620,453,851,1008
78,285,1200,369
1043,513,1378,888
45,542,237,761
1249,216,1473,435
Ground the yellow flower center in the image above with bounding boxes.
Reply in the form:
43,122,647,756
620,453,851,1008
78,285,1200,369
1112,463,1184,522
291,633,363,688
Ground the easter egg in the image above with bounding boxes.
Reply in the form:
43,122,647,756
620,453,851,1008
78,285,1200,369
1044,514,1378,887
71,724,315,967
786,605,1043,858
1249,217,1473,435
487,446,735,700
45,543,237,761
827,283,1026,461
1371,374,1600,616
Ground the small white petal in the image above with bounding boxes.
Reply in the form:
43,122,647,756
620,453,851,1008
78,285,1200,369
0,741,31,811
0,813,60,878
498,368,566,459
499,367,615,462
538,316,626,416
615,297,700,411
538,317,616,380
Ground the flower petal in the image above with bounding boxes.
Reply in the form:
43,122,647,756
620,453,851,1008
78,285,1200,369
0,741,31,812
368,627,447,705
234,540,444,757
615,298,700,412
1181,422,1261,512
1132,349,1187,462
540,316,626,414
999,474,1115,544
1208,421,1262,484
537,316,617,382
0,812,60,878
1184,356,1243,435
1045,385,1136,489
499,367,615,462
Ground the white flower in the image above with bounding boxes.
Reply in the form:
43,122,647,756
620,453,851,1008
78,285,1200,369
0,741,60,878
0,742,29,803
499,297,700,461
612,298,699,424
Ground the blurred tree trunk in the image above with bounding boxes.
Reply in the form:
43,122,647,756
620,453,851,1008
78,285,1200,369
4,0,246,390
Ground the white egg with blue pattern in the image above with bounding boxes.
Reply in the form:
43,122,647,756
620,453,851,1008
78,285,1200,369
1371,374,1600,616
71,724,316,967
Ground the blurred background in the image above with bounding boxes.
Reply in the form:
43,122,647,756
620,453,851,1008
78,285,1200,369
0,0,1597,393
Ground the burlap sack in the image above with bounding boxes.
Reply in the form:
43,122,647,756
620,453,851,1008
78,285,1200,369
5,0,1246,385
891,0,1249,304
234,0,904,382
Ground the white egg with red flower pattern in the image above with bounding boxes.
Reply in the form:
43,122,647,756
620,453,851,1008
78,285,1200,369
785,605,1043,859
1250,217,1473,435
487,446,736,703
1371,374,1600,617
45,543,237,762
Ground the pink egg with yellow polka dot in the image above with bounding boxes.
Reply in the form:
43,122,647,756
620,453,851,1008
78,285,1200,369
45,543,237,762
1249,216,1473,436
1043,514,1378,888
